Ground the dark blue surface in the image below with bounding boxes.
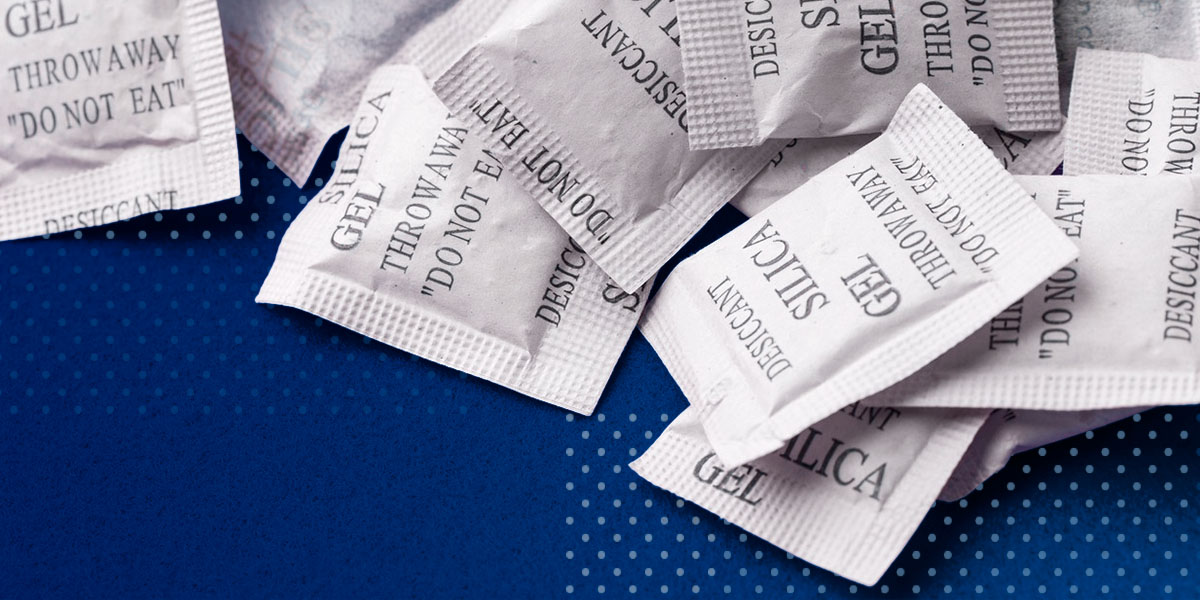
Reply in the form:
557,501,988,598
1,133,1197,598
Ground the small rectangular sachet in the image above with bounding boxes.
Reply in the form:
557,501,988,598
675,0,1062,149
640,85,1077,467
258,66,646,414
1,0,239,241
433,0,783,293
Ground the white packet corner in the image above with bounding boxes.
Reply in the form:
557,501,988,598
939,406,1143,502
640,84,1077,467
257,65,646,414
432,0,784,293
1,0,240,242
1055,0,1200,111
631,406,988,586
676,0,1063,149
1065,49,1200,176
867,175,1200,413
733,124,1066,218
219,0,513,186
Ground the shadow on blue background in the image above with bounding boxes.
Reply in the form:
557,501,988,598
1,132,1196,598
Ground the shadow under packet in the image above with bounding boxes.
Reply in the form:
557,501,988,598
0,0,239,242
218,0,513,187
860,175,1200,414
937,406,1146,502
1065,48,1200,176
673,0,1062,150
256,65,647,415
630,405,989,586
639,84,1079,468
432,0,785,294
732,125,1066,217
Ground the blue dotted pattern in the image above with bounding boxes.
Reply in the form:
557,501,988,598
0,132,1197,598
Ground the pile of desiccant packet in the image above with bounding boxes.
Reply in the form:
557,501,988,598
3,0,1200,586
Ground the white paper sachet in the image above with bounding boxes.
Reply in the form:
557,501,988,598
257,65,646,414
1055,0,1200,110
639,85,1077,467
733,126,1067,217
1065,49,1200,176
631,406,989,586
219,0,512,186
939,407,1144,501
0,0,239,242
866,175,1200,413
675,0,1062,150
432,0,784,293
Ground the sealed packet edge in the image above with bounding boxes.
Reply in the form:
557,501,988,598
433,46,781,293
1062,49,1146,175
701,85,1078,466
630,407,989,586
993,0,1063,131
674,0,763,150
257,64,644,415
0,0,241,242
184,0,242,205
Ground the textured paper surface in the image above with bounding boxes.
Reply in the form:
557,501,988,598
219,0,512,186
639,85,1077,467
733,126,1066,217
1056,0,1200,111
632,406,988,586
867,175,1200,412
1065,49,1200,176
939,406,1144,501
433,0,783,293
677,0,1062,148
258,66,645,414
0,0,239,241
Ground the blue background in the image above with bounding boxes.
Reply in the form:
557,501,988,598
1,133,1196,598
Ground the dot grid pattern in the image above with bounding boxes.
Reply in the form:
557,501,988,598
0,132,1197,598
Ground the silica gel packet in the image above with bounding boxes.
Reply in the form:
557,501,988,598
631,406,989,586
675,0,1062,149
219,0,512,186
939,406,1144,501
432,0,783,293
257,66,646,414
1066,49,1200,176
639,85,1078,467
733,126,1067,217
1,0,239,242
865,175,1200,413
1055,0,1200,110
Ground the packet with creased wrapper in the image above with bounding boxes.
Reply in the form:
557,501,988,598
219,0,512,186
0,0,239,242
1065,49,1200,176
257,65,646,414
639,85,1077,467
631,406,988,586
939,407,1144,501
432,0,783,293
675,0,1062,149
733,126,1067,217
865,175,1200,413
1055,0,1200,109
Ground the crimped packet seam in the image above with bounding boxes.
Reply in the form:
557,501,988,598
631,411,986,586
183,0,240,202
674,0,762,150
436,48,781,292
993,0,1063,131
870,369,1200,411
1063,50,1147,175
